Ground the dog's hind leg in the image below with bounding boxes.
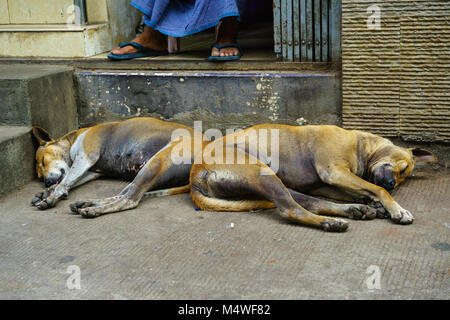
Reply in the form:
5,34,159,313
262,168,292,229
70,184,190,214
288,189,376,220
308,186,388,218
190,152,349,232
70,139,193,218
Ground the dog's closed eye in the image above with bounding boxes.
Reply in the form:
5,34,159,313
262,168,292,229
398,161,408,175
400,166,408,175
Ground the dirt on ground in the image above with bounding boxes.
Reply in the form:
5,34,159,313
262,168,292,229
0,164,448,299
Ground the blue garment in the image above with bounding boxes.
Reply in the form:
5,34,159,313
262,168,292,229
130,0,245,37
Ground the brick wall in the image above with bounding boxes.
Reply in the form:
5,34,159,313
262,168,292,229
341,0,449,142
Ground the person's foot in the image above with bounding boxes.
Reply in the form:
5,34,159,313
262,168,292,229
211,17,240,57
110,26,167,55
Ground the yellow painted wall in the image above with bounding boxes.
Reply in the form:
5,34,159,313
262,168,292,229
341,0,450,142
8,0,74,24
0,0,10,24
0,30,86,57
86,0,108,23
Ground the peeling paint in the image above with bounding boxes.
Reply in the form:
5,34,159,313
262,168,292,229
76,71,340,129
248,77,281,121
296,117,308,125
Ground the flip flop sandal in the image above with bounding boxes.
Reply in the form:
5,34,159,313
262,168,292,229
107,42,169,60
208,43,243,62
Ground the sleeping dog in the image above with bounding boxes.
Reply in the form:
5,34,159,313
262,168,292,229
31,118,436,232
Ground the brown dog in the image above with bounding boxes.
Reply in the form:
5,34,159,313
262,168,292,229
190,124,437,232
32,119,435,232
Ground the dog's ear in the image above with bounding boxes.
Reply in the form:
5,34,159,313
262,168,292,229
32,126,53,146
410,147,438,163
57,130,78,145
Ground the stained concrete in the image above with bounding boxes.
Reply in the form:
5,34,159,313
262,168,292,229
0,126,35,197
76,70,341,131
0,165,448,299
0,64,78,138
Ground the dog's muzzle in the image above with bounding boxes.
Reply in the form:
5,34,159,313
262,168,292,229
373,164,396,191
44,169,65,187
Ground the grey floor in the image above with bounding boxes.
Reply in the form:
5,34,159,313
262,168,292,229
0,165,448,299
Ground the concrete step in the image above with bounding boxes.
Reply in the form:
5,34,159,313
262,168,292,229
0,64,78,138
76,70,341,131
0,1,141,58
0,126,35,197
0,23,114,58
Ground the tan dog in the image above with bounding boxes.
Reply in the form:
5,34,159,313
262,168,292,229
190,124,437,232
32,119,435,232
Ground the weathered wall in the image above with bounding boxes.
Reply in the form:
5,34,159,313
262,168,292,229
86,0,109,23
0,64,78,138
0,0,9,24
341,0,450,142
0,0,141,58
5,0,73,24
75,71,342,132
105,0,142,47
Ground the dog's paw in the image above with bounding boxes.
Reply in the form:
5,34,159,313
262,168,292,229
31,185,66,210
78,208,102,219
390,209,415,225
346,205,377,220
31,187,53,206
69,200,102,218
31,194,43,206
70,196,138,218
321,218,349,232
375,208,389,219
69,200,94,214
34,197,57,210
367,200,389,219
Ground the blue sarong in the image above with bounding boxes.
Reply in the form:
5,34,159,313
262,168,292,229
130,0,245,37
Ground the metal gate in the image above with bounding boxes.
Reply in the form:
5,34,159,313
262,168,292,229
273,0,341,62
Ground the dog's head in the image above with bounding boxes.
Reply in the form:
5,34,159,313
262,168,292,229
32,127,72,187
369,144,437,191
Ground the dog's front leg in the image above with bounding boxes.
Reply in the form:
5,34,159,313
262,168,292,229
318,167,414,225
71,171,103,189
33,152,98,210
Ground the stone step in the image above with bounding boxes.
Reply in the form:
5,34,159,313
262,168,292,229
0,64,78,138
76,70,341,131
0,23,114,58
0,125,35,197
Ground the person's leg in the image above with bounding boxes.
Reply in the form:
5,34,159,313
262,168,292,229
211,16,240,57
110,25,168,56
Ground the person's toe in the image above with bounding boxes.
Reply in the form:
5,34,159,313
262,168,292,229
110,47,121,54
211,47,220,57
111,45,138,56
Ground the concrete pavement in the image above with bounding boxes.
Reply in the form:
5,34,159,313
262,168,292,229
0,165,448,299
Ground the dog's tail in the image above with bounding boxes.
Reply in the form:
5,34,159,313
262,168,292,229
190,189,276,212
144,185,190,198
